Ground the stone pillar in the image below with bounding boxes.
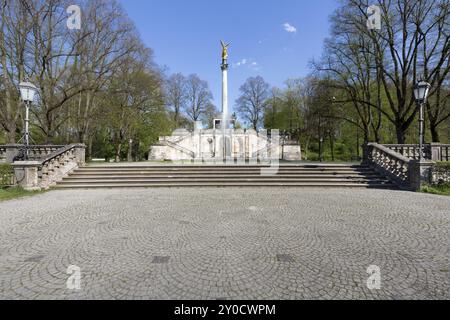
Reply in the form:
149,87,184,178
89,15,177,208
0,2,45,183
221,64,228,130
5,144,22,163
429,143,442,161
73,144,86,166
282,144,302,161
408,160,435,191
12,161,41,191
221,59,229,161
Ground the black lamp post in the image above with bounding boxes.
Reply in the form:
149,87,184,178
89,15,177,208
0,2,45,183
19,81,38,160
413,80,431,161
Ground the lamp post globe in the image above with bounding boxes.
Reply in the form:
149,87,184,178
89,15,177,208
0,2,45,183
19,81,38,103
414,80,431,161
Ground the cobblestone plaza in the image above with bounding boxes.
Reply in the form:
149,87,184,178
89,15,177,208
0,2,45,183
0,188,448,300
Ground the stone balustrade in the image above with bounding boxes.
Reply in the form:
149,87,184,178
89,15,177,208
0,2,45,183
12,144,85,190
430,144,450,162
364,143,441,191
384,143,450,161
0,144,65,163
365,143,412,187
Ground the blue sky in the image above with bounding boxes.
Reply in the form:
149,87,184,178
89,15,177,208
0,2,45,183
118,0,339,112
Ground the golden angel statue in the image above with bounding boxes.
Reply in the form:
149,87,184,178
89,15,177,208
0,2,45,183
221,40,230,60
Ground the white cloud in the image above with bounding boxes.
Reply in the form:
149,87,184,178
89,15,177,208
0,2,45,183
283,22,297,33
234,59,248,67
233,58,260,71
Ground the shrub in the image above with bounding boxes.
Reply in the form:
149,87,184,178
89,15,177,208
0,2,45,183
0,163,14,188
433,162,450,186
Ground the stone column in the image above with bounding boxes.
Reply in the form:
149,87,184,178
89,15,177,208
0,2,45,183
12,161,41,191
429,143,442,161
73,144,86,166
222,64,228,129
221,60,229,160
5,144,22,163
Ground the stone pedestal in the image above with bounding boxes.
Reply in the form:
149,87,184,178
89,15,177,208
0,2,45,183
74,144,86,165
282,145,302,161
5,144,22,163
429,143,443,161
408,160,435,191
11,161,41,191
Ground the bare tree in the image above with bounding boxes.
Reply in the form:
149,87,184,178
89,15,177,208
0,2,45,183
184,74,213,122
236,76,269,131
318,0,450,143
165,73,187,126
0,0,33,143
202,103,220,128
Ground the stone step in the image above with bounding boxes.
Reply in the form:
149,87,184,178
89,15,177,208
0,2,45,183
76,167,373,173
56,182,396,189
80,164,367,170
63,174,383,180
68,170,378,175
58,178,391,184
56,163,395,189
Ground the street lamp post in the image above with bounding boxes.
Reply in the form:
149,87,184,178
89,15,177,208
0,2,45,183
318,113,323,163
19,81,38,160
413,80,431,161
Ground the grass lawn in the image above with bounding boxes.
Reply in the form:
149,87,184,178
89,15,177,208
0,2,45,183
0,187,43,202
421,185,450,196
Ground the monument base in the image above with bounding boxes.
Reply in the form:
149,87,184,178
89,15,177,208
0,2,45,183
149,129,302,162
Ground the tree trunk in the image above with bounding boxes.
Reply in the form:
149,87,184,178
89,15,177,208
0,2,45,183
115,143,122,162
6,123,17,143
395,125,406,144
329,134,335,162
87,136,93,161
430,125,440,143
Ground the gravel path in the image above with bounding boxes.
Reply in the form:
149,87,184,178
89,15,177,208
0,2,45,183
0,188,448,300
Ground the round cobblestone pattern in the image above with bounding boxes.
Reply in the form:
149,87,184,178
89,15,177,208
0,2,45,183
0,188,448,300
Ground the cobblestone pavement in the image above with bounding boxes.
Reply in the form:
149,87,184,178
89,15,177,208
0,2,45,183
0,188,449,300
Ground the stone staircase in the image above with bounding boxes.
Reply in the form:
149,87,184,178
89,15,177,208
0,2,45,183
55,163,397,189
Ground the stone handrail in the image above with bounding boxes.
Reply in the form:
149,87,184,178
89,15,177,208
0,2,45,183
164,140,195,158
365,143,412,187
12,144,86,190
364,143,439,191
252,143,280,159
